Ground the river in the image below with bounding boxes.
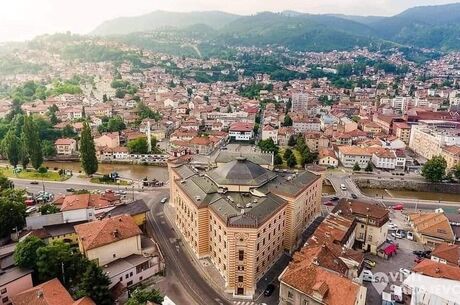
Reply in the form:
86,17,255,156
360,188,460,203
1,161,169,182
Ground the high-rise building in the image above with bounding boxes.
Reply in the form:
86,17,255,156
291,93,309,112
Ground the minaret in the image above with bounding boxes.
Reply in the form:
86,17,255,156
147,120,152,153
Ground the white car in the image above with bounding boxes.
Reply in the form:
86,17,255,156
160,197,168,204
388,223,398,230
406,231,414,240
399,268,411,277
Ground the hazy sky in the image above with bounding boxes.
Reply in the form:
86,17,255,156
0,0,459,42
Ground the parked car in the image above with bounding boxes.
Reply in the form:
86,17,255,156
30,181,39,185
406,231,414,241
323,201,334,206
263,284,275,296
160,197,168,204
340,184,347,191
66,188,75,192
388,223,398,230
351,193,358,199
364,259,376,268
331,196,340,201
413,250,431,258
361,270,375,282
392,204,404,211
414,256,423,264
391,232,403,239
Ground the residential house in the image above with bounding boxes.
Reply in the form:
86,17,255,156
10,278,95,305
332,199,389,254
337,146,372,168
431,243,460,266
94,132,120,149
54,138,77,156
229,122,254,141
441,145,460,170
408,212,456,247
0,268,33,305
74,215,163,290
261,125,278,144
318,149,339,168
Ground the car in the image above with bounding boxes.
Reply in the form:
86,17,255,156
323,201,334,206
364,259,376,268
263,284,275,296
413,250,431,258
391,232,403,239
406,231,414,241
351,193,358,199
30,181,39,185
399,268,411,277
392,204,404,211
340,184,347,191
331,196,340,201
361,270,375,282
160,197,168,204
388,223,398,230
66,188,75,192
414,256,423,263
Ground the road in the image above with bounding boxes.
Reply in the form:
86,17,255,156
142,192,232,305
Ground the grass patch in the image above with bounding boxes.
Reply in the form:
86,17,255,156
90,177,131,185
278,148,303,169
0,168,70,181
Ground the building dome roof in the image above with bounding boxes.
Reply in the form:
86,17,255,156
207,157,276,187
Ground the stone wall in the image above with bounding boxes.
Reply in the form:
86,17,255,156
354,178,460,194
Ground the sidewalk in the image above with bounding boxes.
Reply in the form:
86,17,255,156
162,202,233,303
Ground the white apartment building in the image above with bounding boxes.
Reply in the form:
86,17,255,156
337,146,372,168
291,92,308,112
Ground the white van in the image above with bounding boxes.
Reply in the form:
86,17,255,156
406,231,414,241
361,270,374,282
340,184,347,191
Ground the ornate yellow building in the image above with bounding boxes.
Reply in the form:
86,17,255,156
169,157,322,298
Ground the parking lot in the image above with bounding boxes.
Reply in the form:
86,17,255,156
364,209,428,305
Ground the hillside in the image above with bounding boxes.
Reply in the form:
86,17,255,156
91,10,239,36
91,3,460,51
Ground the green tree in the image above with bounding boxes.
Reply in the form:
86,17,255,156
0,189,27,238
62,124,77,138
14,236,46,269
76,261,113,305
422,156,447,182
126,287,164,305
274,154,283,165
39,204,60,215
23,116,43,169
0,174,13,191
287,135,296,147
2,129,20,167
42,140,57,158
365,162,373,172
286,154,297,168
36,241,73,282
19,133,29,169
258,138,278,154
107,116,126,132
353,162,361,171
283,115,293,127
453,164,460,179
127,137,148,154
80,122,98,175
283,148,293,160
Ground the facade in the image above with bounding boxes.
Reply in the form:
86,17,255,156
229,122,254,141
441,145,460,169
54,138,77,156
371,149,397,170
94,132,120,149
291,93,308,112
74,215,162,290
261,125,278,144
393,122,411,144
305,133,329,153
337,146,372,168
408,212,456,247
332,199,389,254
0,268,33,305
318,149,339,168
292,118,321,133
168,157,322,298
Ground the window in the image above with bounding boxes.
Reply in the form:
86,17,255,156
238,250,244,261
2,297,8,303
0,288,6,294
238,276,244,282
288,291,293,298
113,253,116,258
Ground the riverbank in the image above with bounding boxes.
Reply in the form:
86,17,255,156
354,177,460,203
0,168,70,182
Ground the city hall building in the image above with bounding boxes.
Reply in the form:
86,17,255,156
168,157,322,298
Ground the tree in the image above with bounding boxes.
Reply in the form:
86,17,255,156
42,140,57,158
283,115,293,127
80,122,98,175
422,156,447,182
76,261,113,305
453,164,460,179
39,204,60,215
102,94,108,103
258,138,278,154
353,162,361,171
286,154,297,168
107,116,126,132
23,116,43,169
283,148,293,160
274,154,283,165
0,174,13,191
14,236,46,269
0,189,27,238
62,124,77,138
127,137,148,154
36,241,73,282
2,129,20,167
287,135,296,147
19,132,29,169
126,287,164,305
365,162,373,172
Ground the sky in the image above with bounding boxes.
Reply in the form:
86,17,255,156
0,0,459,42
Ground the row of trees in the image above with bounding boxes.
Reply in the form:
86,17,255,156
1,116,43,169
